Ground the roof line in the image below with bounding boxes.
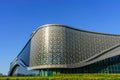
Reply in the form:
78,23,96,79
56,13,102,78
32,24,120,38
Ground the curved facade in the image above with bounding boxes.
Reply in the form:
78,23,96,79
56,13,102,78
9,24,120,76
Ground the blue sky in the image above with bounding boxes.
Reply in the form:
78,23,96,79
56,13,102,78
1,0,120,75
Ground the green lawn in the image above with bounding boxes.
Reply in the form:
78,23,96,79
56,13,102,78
1,74,120,80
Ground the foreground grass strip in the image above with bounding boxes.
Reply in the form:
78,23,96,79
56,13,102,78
1,74,120,80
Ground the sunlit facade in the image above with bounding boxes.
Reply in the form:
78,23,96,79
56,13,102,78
8,24,120,76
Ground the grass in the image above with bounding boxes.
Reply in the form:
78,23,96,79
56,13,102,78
1,74,120,80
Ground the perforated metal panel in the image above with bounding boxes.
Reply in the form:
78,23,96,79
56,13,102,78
29,25,120,68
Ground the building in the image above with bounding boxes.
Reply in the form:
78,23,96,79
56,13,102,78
8,24,120,76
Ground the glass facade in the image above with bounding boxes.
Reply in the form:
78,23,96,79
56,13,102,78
11,65,39,76
9,24,120,76
66,55,120,73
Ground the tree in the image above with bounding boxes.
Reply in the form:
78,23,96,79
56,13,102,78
0,73,3,76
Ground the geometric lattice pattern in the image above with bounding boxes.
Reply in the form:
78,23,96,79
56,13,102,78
30,24,120,67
